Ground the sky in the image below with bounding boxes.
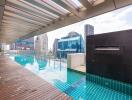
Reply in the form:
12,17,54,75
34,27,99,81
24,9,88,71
45,5,132,50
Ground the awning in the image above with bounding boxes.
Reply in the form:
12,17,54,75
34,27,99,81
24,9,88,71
0,0,132,43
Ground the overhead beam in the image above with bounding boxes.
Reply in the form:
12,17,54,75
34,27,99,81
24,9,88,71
20,0,132,40
1,0,132,43
114,0,132,8
0,0,6,30
28,0,62,16
21,15,80,39
19,0,59,19
6,1,52,21
79,0,115,20
4,11,46,26
5,5,50,23
1,24,38,30
0,6,4,27
20,0,114,39
3,16,41,27
79,0,92,9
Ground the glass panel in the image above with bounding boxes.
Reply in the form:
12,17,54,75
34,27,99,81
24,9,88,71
88,0,105,6
19,0,59,19
37,0,70,15
4,11,45,26
71,0,84,8
5,5,50,23
7,0,58,19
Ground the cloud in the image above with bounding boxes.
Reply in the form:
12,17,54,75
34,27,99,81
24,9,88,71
83,5,132,34
46,5,132,49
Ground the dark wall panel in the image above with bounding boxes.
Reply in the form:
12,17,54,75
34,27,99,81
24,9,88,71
86,29,132,84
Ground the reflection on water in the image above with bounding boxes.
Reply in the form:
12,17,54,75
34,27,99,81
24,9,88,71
15,55,34,66
10,55,68,83
9,54,131,100
10,54,84,85
15,55,47,70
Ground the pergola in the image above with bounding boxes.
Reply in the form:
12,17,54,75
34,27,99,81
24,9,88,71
0,0,132,43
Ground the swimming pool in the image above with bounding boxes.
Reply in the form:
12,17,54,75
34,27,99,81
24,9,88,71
9,54,132,100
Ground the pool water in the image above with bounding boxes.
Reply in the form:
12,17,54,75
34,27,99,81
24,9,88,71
9,54,132,100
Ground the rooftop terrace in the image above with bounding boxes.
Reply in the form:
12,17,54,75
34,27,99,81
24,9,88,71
0,55,71,100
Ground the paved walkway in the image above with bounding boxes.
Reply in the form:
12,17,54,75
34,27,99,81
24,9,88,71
0,55,71,100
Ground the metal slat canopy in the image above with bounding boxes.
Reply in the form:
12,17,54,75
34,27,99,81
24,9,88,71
0,0,132,43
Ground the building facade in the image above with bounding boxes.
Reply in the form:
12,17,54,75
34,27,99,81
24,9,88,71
57,32,84,58
35,33,48,55
53,39,59,57
85,24,94,36
10,43,16,50
84,24,94,52
15,37,34,50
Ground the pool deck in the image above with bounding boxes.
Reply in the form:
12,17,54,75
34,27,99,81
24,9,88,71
0,55,72,100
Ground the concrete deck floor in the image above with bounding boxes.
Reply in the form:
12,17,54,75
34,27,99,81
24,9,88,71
0,55,71,100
